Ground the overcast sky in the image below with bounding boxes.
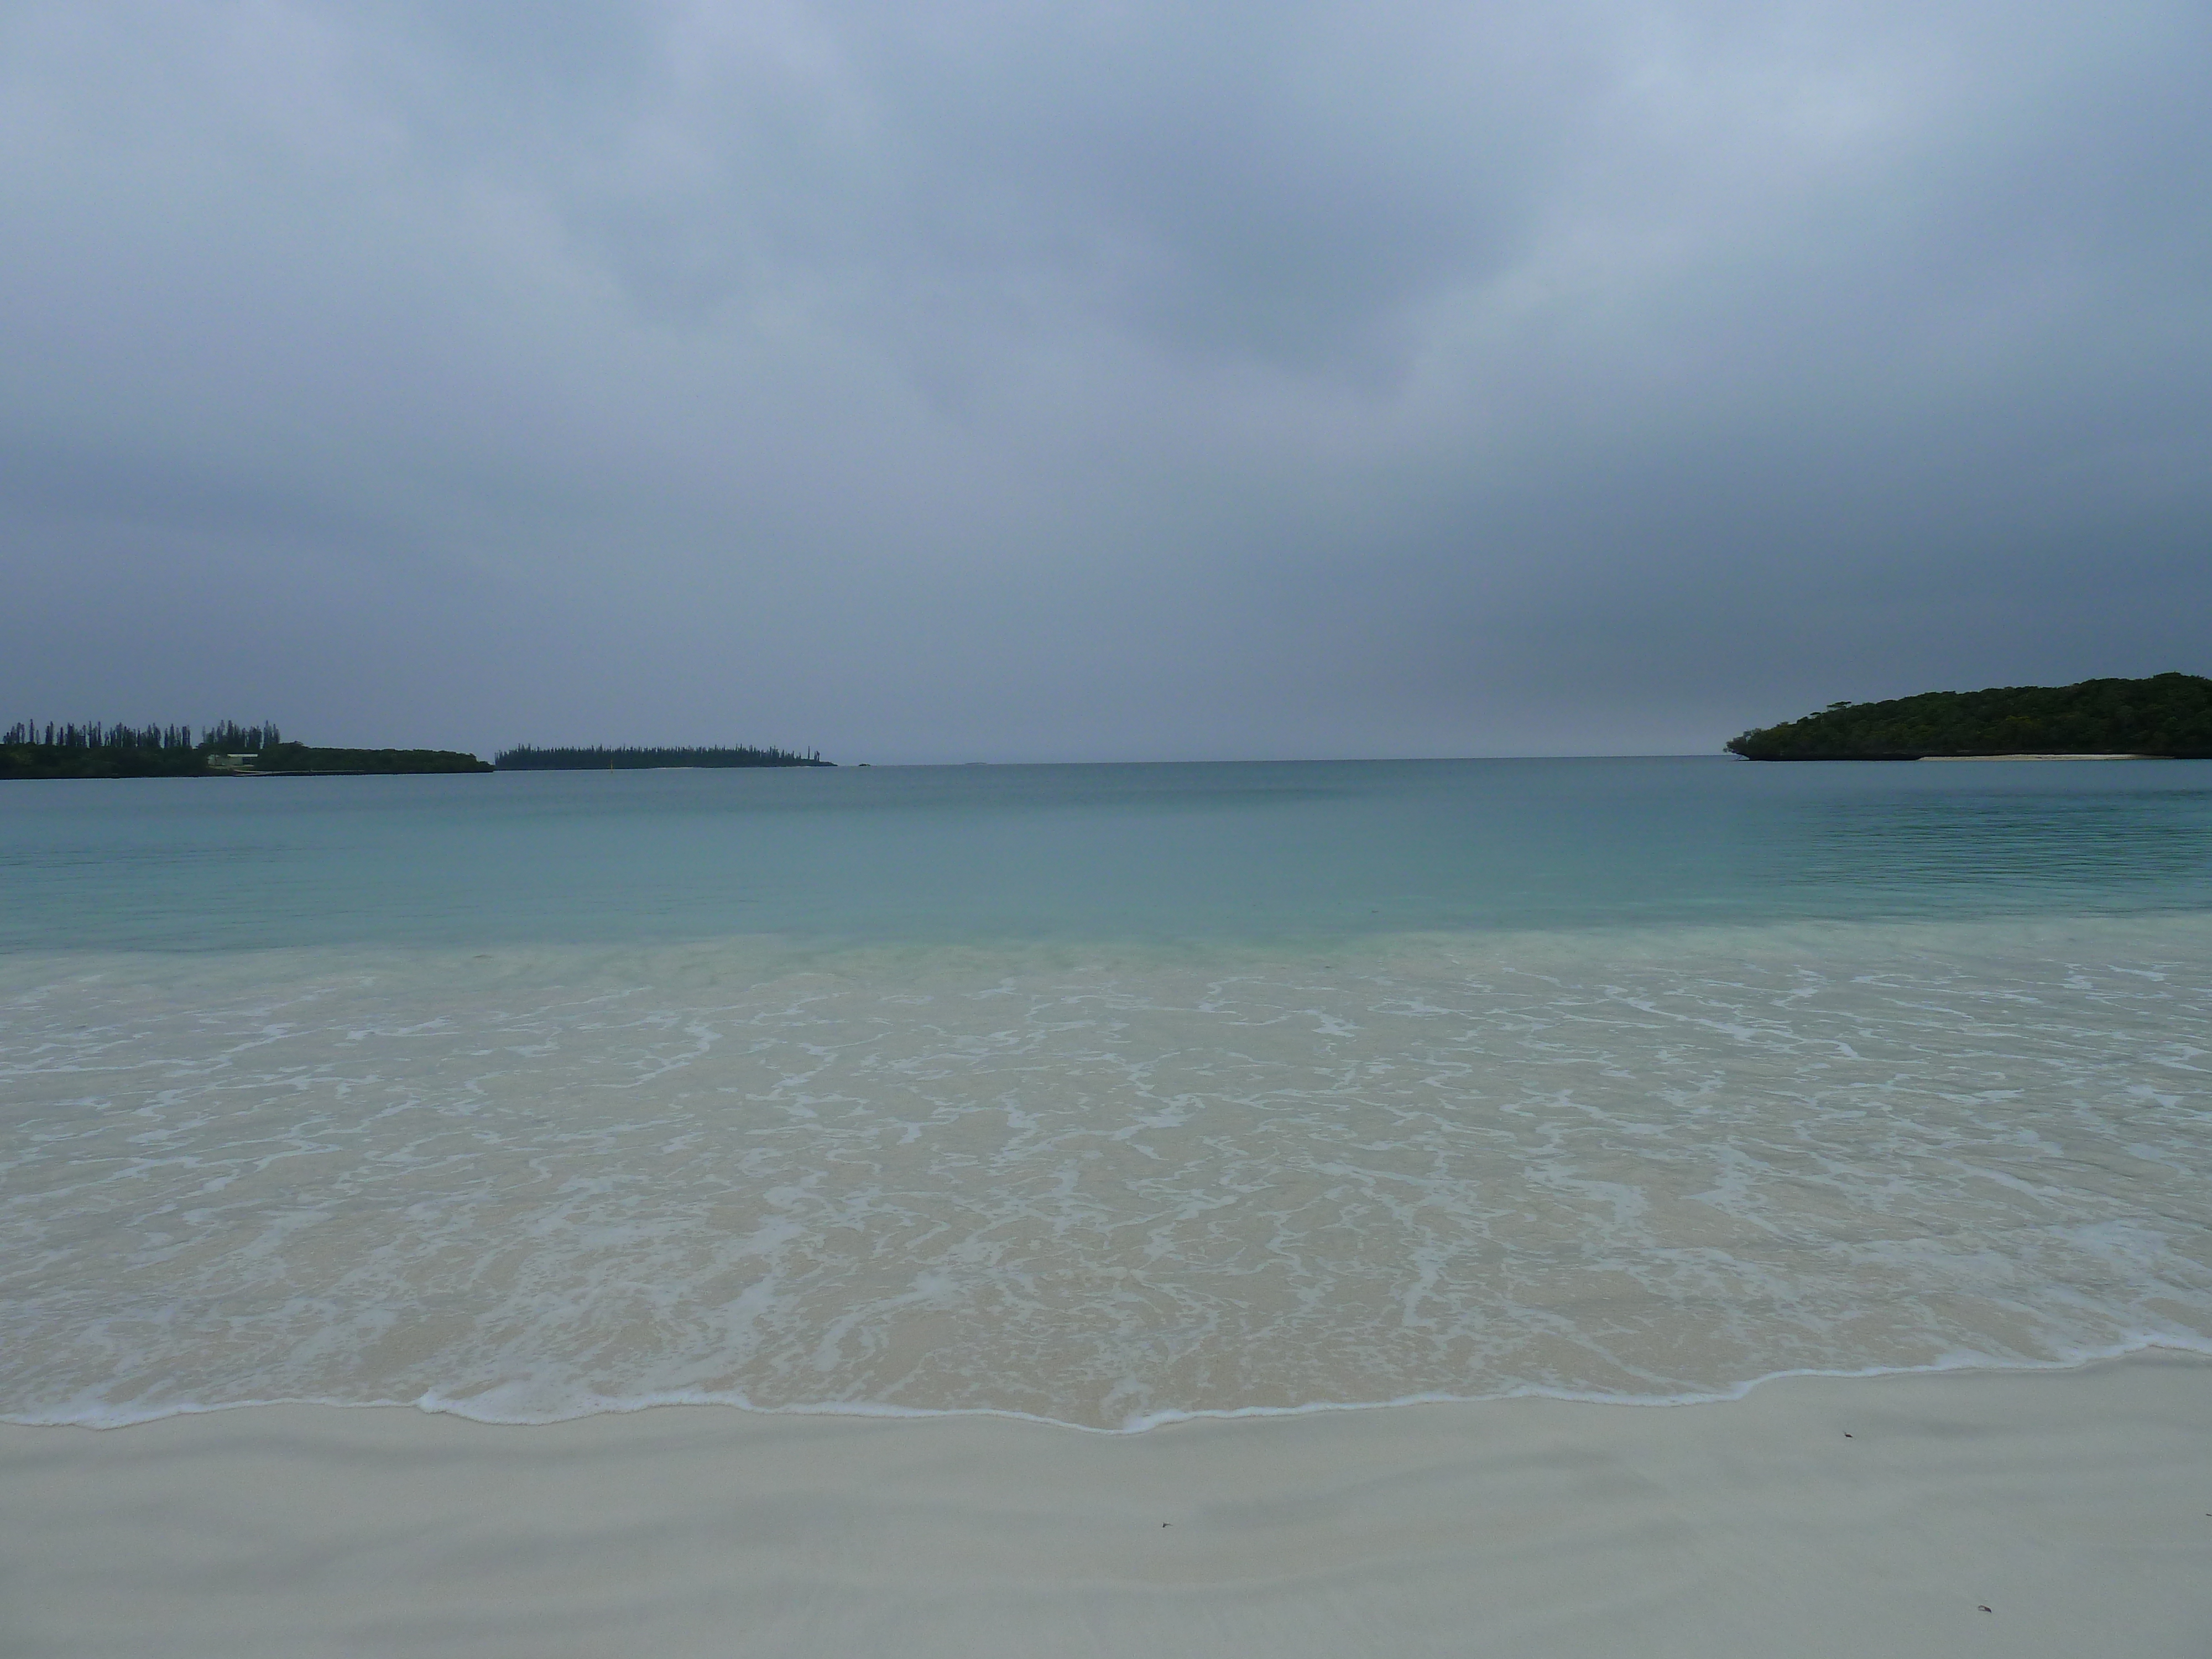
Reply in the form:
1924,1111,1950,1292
3,0,2207,761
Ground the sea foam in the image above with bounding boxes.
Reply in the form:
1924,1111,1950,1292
6,913,2208,1431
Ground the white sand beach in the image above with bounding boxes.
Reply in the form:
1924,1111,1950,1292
5,1351,2207,1658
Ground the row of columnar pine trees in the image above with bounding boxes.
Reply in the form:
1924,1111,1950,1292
2,722,499,778
3,721,281,752
493,744,831,769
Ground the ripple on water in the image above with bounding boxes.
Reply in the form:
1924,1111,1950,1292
2,915,2209,1430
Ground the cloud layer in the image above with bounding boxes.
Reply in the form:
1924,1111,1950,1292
4,0,2208,759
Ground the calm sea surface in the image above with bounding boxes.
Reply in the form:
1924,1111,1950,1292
4,758,2209,1427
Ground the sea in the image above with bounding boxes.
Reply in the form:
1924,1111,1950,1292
3,757,2209,1431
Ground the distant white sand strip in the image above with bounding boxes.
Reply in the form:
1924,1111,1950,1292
1917,752,2149,760
4,1352,2208,1658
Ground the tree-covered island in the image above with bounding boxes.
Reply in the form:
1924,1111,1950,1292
1,722,493,779
1726,672,2212,760
494,744,832,769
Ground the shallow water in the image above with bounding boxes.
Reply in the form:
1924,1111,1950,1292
3,759,2209,1428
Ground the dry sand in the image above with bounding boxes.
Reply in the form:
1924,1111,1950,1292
4,1352,2208,1658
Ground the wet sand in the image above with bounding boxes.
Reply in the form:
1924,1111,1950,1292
4,1350,2208,1657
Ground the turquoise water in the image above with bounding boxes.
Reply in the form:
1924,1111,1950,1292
4,759,2210,1428
6,758,2211,951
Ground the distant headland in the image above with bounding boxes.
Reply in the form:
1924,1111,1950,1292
0,725,839,780
494,745,832,769
1,722,492,780
1726,672,2212,760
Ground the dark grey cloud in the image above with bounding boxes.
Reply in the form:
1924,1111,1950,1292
2,0,2206,759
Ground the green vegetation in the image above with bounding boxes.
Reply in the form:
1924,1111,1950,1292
1726,673,2212,760
494,744,832,769
249,743,493,775
0,721,211,778
1,723,826,779
1,721,492,779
